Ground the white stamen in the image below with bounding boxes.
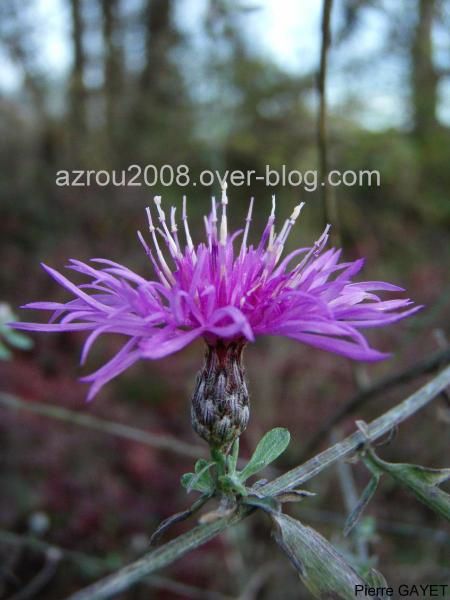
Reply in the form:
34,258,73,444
145,206,155,232
268,201,305,264
291,223,332,281
211,196,218,242
271,195,276,217
170,206,181,253
262,195,277,255
220,182,228,245
240,196,254,256
268,225,276,251
170,206,178,233
204,215,212,249
137,230,171,288
137,229,150,253
153,196,179,256
279,201,305,245
290,201,304,223
182,195,194,252
146,205,175,284
153,196,167,229
314,223,331,255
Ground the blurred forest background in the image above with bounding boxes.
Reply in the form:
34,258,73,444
0,0,449,598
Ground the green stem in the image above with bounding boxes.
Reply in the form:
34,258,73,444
66,509,247,600
64,364,450,600
211,447,227,479
228,438,240,474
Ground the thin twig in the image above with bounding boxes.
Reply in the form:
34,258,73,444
65,364,450,600
302,345,450,457
0,530,104,575
236,561,277,600
433,330,450,405
263,363,450,496
0,530,232,600
318,0,338,236
66,509,247,600
7,547,61,600
333,431,369,562
0,392,206,459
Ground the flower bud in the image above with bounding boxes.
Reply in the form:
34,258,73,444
191,342,249,449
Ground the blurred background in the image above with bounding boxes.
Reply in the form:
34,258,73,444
0,0,449,598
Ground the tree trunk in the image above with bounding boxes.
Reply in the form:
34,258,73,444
101,0,122,133
140,0,174,96
69,0,86,134
411,0,438,140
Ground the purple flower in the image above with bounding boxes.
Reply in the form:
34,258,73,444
13,189,421,400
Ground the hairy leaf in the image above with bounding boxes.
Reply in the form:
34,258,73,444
344,474,380,536
366,568,389,589
227,438,240,473
149,494,212,545
364,450,450,522
271,513,380,600
180,465,213,494
238,428,290,482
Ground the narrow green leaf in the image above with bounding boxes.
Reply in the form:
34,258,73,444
366,568,389,590
364,450,450,522
149,494,211,545
194,459,211,474
394,464,450,487
228,439,239,474
272,513,376,600
182,462,214,494
344,474,380,536
238,428,290,483
180,470,213,494
180,473,195,489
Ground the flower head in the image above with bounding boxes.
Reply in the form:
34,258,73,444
14,187,421,400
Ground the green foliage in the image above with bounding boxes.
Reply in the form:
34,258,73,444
272,512,375,600
181,428,291,497
55,367,450,599
149,494,212,546
344,443,450,536
344,474,381,536
180,459,215,494
237,428,291,483
363,448,450,522
365,568,389,591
